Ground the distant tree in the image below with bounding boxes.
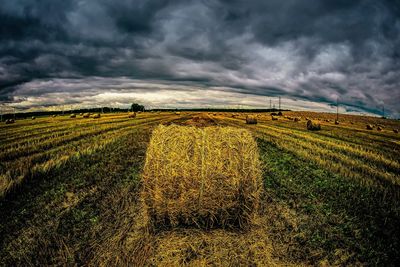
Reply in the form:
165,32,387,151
131,103,145,112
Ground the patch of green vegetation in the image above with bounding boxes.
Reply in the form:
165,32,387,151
0,128,151,266
257,137,400,266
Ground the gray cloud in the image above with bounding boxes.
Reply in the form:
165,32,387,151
0,0,399,117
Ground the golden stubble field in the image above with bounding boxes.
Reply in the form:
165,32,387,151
0,111,399,266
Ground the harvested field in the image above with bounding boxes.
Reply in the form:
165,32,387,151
1,111,399,266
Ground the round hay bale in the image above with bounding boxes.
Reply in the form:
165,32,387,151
5,119,15,124
271,116,278,121
70,114,76,118
175,112,181,115
393,129,398,134
142,125,262,230
277,111,283,116
128,112,137,118
31,116,36,120
377,126,383,131
335,120,339,125
93,113,101,119
270,112,277,116
82,113,90,118
246,116,257,124
294,117,300,122
307,120,321,131
366,124,373,130
52,114,57,118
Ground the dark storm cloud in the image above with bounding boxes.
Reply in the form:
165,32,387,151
0,0,399,116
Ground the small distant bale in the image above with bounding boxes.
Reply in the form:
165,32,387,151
270,112,277,116
79,113,83,116
175,112,181,115
52,114,57,118
393,129,399,134
82,113,90,118
128,112,137,118
277,111,283,116
377,126,383,131
335,120,339,125
70,114,76,118
350,122,354,125
294,117,301,122
325,119,330,122
246,116,257,124
5,119,15,124
305,117,310,121
271,116,278,121
307,120,321,131
31,116,36,120
93,113,101,119
366,124,373,130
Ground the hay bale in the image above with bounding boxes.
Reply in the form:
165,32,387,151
82,113,90,118
271,116,278,121
246,116,257,124
79,113,83,116
175,112,181,115
377,126,383,131
5,119,15,124
270,112,277,116
335,120,339,125
31,116,36,120
393,129,398,134
128,112,137,118
52,114,57,118
93,113,101,119
277,111,283,116
307,120,321,131
366,124,373,130
70,114,76,118
294,117,300,122
142,125,262,230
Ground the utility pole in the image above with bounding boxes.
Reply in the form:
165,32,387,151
269,99,272,109
336,97,339,122
279,96,281,110
382,105,385,118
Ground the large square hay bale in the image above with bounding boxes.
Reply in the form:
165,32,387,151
142,125,262,230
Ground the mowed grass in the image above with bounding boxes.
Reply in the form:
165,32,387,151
0,111,399,265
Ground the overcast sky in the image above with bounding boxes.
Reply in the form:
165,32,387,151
1,0,399,117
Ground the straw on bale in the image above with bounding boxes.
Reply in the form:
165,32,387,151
142,125,262,230
366,124,373,130
245,116,257,124
307,120,321,131
93,113,101,119
70,114,76,118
